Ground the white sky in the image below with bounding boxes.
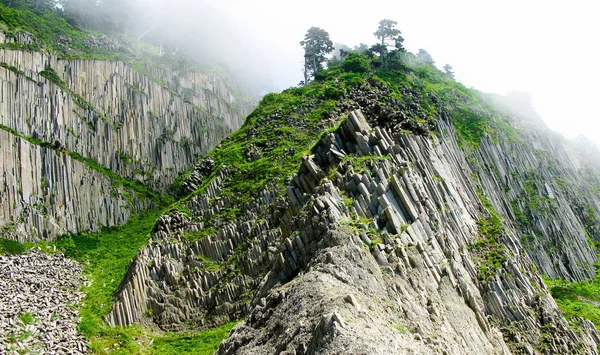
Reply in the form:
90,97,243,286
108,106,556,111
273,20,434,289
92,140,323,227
212,0,599,145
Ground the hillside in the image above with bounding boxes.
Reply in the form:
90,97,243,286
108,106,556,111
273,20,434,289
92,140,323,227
1,4,600,354
102,53,600,353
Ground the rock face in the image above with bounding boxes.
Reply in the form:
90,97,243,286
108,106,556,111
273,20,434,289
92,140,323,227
0,31,253,242
0,249,87,354
474,129,600,282
110,108,600,353
0,128,154,241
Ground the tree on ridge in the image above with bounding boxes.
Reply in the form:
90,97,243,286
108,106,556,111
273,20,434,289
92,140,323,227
300,26,334,84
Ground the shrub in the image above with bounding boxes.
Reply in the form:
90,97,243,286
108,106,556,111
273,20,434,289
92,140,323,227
341,54,370,73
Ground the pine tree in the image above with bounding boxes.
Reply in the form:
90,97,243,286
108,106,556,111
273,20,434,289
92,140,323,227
373,19,404,64
443,64,455,79
417,49,435,65
300,27,334,84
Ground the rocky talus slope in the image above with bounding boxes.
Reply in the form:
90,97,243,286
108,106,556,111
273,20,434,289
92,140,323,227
0,249,87,354
110,106,600,353
0,31,252,242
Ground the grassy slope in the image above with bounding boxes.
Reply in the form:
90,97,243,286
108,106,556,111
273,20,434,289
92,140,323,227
148,322,238,355
179,53,521,232
0,238,35,254
0,3,124,59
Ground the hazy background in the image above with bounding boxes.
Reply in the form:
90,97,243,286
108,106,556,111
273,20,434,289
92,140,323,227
120,0,599,145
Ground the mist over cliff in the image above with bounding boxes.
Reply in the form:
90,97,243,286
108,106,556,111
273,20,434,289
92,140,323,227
46,0,600,147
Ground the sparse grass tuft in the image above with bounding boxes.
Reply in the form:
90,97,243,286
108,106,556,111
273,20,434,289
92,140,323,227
0,238,34,255
471,194,508,282
18,312,36,325
545,263,600,329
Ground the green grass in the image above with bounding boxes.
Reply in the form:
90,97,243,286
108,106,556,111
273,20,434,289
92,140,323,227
18,312,36,325
0,237,34,254
381,53,522,149
52,210,163,344
0,3,127,60
39,65,66,86
148,321,238,355
390,323,409,334
471,194,508,282
545,263,600,329
50,206,237,353
181,76,351,225
451,108,490,149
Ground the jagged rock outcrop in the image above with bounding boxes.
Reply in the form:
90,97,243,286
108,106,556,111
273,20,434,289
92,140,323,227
0,30,253,241
110,109,600,353
107,168,278,330
175,157,216,198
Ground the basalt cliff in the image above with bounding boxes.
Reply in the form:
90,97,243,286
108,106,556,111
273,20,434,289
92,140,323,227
0,27,251,242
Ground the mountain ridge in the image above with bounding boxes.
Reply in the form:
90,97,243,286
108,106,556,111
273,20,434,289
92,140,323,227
107,55,600,353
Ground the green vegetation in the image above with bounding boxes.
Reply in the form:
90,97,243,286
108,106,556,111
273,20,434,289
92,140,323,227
300,26,334,84
510,171,554,232
0,2,121,59
18,312,36,325
52,210,162,350
390,323,409,333
545,263,600,329
472,194,508,282
522,171,554,215
0,237,34,254
193,253,222,272
337,155,388,176
451,108,490,149
340,53,370,73
39,65,66,85
148,322,237,355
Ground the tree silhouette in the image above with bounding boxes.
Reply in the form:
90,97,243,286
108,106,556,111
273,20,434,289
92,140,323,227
417,49,435,65
373,19,404,64
300,27,334,84
443,64,455,79
374,19,401,47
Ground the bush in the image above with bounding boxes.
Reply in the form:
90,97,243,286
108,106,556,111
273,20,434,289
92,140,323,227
341,54,370,73
322,85,344,99
452,108,490,149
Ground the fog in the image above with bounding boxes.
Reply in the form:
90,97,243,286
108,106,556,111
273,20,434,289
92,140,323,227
113,0,599,146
